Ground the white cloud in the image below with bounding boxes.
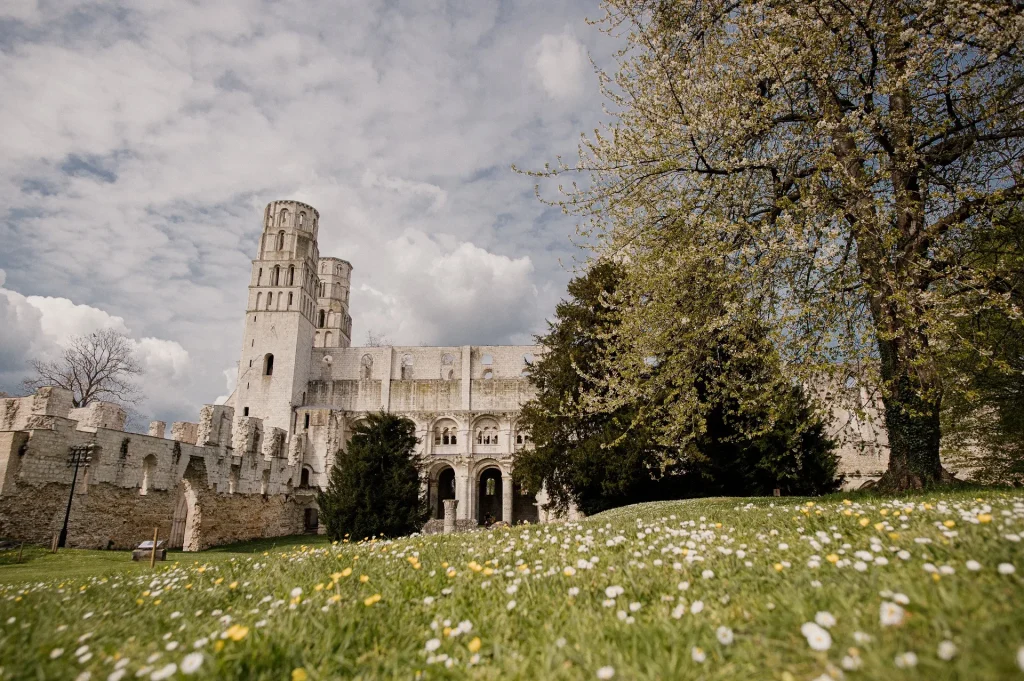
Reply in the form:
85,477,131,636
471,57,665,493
533,29,589,99
0,1,619,421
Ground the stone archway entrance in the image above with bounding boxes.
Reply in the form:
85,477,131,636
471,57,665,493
434,467,456,520
168,479,201,551
477,468,502,525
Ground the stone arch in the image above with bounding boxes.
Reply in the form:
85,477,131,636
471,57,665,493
428,462,456,520
168,478,200,551
360,354,373,379
473,415,500,446
432,417,459,446
400,353,413,379
440,353,455,379
476,464,503,525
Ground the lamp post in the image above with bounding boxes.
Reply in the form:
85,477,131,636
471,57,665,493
58,444,94,548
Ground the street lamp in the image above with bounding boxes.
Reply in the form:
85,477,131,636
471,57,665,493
58,443,95,548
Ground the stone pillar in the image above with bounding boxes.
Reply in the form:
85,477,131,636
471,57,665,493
148,421,167,439
443,499,459,534
455,469,470,521
502,469,513,525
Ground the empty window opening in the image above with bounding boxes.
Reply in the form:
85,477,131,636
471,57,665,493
256,292,262,309
279,209,288,226
486,477,496,496
300,467,311,488
401,354,413,379
483,369,493,380
257,268,262,285
304,413,310,429
243,407,249,416
298,212,306,228
318,309,325,328
140,454,157,495
267,292,273,308
263,354,274,376
482,353,493,365
288,292,293,307
288,266,295,286
361,354,373,379
277,230,286,250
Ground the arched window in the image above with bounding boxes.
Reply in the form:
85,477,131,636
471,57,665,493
277,230,285,250
263,353,274,376
267,292,273,308
288,266,295,286
257,268,262,285
361,354,373,379
434,418,457,445
256,292,262,309
486,478,496,496
319,282,325,297
440,353,455,379
401,354,413,379
516,434,523,445
140,454,156,495
279,209,288,226
324,331,332,346
300,467,311,488
272,266,280,286
317,309,326,328
287,292,293,307
298,212,306,228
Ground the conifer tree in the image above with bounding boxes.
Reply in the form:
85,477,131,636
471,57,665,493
317,411,427,541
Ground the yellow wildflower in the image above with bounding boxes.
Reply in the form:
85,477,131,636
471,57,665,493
943,520,956,528
978,514,993,523
826,554,839,563
225,624,249,641
468,637,482,653
859,518,870,527
364,594,381,606
359,575,369,583
292,669,308,681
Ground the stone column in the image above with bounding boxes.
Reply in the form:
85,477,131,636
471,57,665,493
502,469,513,525
455,468,470,521
443,499,459,534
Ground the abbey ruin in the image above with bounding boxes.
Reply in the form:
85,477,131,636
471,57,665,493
0,200,890,551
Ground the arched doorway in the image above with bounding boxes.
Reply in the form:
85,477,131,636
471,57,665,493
477,468,503,525
434,467,456,519
168,479,200,551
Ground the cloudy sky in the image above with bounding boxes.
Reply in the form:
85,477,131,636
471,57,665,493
0,0,619,427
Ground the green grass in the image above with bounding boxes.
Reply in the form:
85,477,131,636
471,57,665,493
1,489,1022,680
0,535,328,585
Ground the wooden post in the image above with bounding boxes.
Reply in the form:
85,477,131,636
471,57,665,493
149,528,159,568
16,542,23,564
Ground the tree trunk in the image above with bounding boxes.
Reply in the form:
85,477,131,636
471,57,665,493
875,335,943,491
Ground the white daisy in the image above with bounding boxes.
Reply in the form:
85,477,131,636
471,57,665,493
800,622,832,651
180,652,203,675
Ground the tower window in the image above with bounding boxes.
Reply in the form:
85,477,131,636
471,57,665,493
263,354,274,376
288,266,295,286
318,309,325,328
243,407,249,416
288,292,293,307
401,354,413,379
304,413,310,429
272,266,281,286
277,230,285,250
257,268,262,285
298,212,306,228
361,354,373,379
279,209,288,226
267,292,273,308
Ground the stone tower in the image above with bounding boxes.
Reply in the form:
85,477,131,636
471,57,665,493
314,257,353,348
234,200,320,435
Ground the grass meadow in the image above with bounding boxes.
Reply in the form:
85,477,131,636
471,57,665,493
1,489,1022,680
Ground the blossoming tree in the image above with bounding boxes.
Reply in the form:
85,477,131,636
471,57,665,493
535,0,1024,489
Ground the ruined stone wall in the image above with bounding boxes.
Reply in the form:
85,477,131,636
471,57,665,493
0,388,308,549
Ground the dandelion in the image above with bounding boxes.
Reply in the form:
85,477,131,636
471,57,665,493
596,666,615,679
814,611,836,628
716,626,734,645
691,646,706,663
468,637,481,653
894,652,918,668
937,640,957,661
879,602,905,627
291,669,308,681
364,594,381,606
800,622,832,651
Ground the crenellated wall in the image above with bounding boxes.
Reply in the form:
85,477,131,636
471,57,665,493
0,388,313,550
